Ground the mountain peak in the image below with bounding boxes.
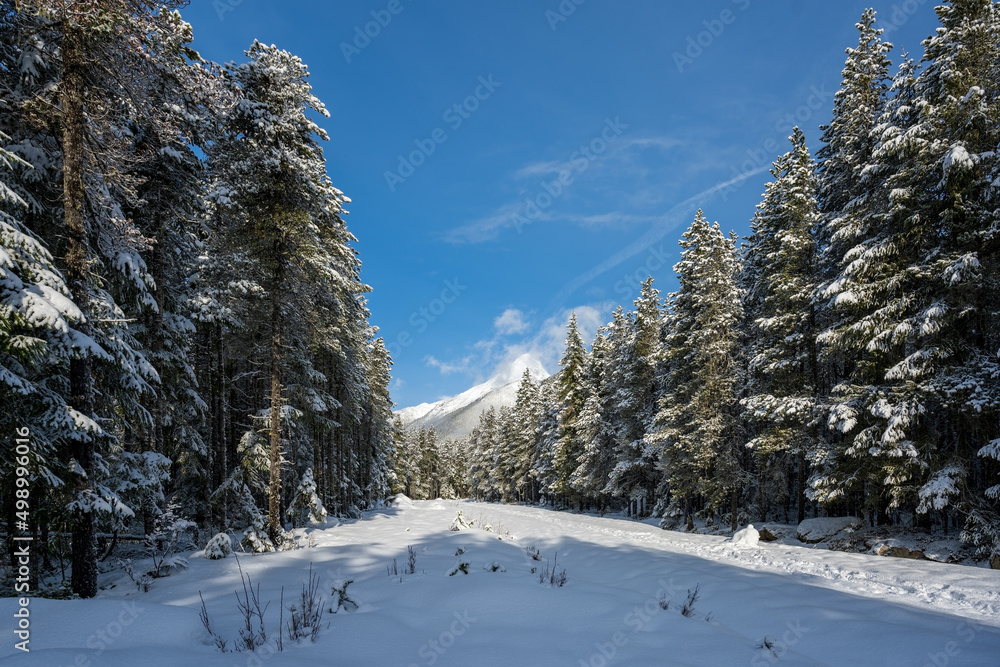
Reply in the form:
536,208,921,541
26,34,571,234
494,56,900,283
395,354,549,439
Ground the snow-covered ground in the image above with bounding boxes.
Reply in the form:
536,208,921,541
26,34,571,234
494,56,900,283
5,499,1000,666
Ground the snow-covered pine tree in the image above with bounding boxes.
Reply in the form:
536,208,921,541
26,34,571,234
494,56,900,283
208,41,351,539
0,126,84,564
816,8,893,246
511,368,542,503
652,210,744,530
821,1,1000,539
287,468,328,526
119,19,228,521
572,325,615,507
552,312,589,507
812,9,894,518
11,0,214,597
604,280,664,516
740,129,824,525
468,406,501,500
531,380,561,504
359,337,396,505
814,53,923,520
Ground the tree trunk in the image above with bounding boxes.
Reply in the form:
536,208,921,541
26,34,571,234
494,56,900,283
63,21,98,599
796,449,806,524
148,222,165,456
731,488,739,531
267,287,283,541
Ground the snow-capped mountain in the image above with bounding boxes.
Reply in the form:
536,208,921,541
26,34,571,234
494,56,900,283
396,353,549,440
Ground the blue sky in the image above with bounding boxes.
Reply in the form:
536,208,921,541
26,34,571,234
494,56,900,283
182,0,940,409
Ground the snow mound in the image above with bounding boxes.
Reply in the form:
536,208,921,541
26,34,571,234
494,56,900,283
390,494,415,509
797,516,861,543
730,524,760,548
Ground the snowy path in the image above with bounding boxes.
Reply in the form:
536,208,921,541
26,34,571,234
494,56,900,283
3,499,999,666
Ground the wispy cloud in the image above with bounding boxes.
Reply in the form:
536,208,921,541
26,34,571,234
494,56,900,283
444,131,687,244
424,354,477,376
552,165,771,304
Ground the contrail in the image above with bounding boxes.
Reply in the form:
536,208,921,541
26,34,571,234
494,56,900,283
551,165,771,304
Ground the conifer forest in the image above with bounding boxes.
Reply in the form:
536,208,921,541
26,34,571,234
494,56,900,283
1,1,999,621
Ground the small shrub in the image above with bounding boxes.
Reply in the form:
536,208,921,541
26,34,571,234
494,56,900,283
286,564,327,643
406,545,417,574
757,637,777,657
484,561,505,572
680,584,700,618
658,593,670,610
386,559,398,577
242,516,275,553
450,510,473,531
448,561,470,576
454,546,466,556
119,558,151,592
524,545,542,561
147,500,195,576
234,557,269,651
330,579,358,613
198,591,229,652
538,552,567,587
205,533,233,560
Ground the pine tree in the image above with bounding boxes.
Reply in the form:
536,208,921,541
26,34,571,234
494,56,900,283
812,9,894,519
287,468,328,526
511,368,542,502
741,129,823,524
208,41,350,539
604,280,663,515
12,0,212,597
531,380,561,503
652,211,744,529
572,327,615,506
552,312,588,506
820,1,1000,536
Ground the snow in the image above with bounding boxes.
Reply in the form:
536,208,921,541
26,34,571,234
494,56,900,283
731,524,760,548
4,501,1000,666
940,144,975,186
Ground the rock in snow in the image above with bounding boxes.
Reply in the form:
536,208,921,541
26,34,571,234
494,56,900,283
797,516,861,543
731,524,760,548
